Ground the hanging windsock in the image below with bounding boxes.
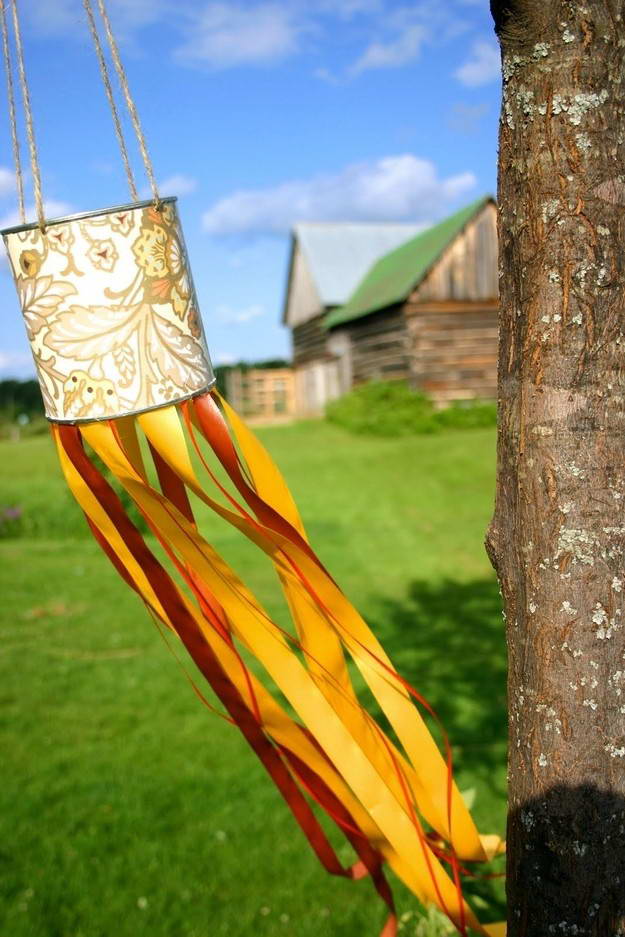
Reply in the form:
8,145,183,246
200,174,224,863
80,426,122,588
0,1,504,934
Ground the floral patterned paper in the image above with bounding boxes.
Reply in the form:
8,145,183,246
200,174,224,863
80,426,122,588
3,199,214,422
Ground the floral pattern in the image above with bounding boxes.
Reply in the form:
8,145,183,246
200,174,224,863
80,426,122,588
3,199,213,422
86,237,118,272
131,205,191,319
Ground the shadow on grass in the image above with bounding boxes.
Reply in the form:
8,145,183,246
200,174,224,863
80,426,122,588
366,575,507,800
366,576,508,924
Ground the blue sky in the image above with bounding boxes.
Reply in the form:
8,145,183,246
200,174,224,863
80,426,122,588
0,0,502,377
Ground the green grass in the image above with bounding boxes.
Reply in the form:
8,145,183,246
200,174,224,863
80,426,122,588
0,422,506,936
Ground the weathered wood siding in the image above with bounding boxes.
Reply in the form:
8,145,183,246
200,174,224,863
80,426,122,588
405,300,499,403
290,201,499,410
414,202,499,303
292,313,331,365
294,360,341,416
346,306,410,385
283,241,323,327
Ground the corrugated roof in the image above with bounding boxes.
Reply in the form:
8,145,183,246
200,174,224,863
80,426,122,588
293,222,424,308
324,196,493,329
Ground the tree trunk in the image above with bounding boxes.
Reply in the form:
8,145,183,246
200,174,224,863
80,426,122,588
487,3,625,934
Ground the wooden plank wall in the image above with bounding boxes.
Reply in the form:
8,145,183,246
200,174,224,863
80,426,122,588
403,202,499,403
292,313,331,365
347,306,411,385
405,300,499,403
414,202,499,303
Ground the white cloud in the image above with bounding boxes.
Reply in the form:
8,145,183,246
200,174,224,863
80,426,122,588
0,200,73,265
202,154,476,236
0,199,73,232
349,24,427,74
213,351,236,365
21,0,76,34
313,66,340,84
455,39,501,87
338,3,467,80
448,101,489,134
159,174,197,196
315,0,382,16
24,0,169,37
216,303,265,324
140,174,198,199
174,3,302,69
0,167,16,198
22,0,469,83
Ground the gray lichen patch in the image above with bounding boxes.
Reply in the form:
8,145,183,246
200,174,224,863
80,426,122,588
555,527,597,566
550,89,609,124
575,132,592,152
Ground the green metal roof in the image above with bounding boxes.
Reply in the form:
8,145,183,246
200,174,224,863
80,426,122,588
324,195,493,329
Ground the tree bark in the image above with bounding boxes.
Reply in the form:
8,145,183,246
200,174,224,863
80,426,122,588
488,3,625,934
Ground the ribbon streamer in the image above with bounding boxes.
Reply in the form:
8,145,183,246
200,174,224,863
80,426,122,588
51,390,505,937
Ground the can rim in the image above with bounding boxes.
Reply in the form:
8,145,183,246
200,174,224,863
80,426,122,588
45,378,216,425
0,196,177,237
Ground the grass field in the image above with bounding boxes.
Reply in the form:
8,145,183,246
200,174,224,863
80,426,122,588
0,421,506,936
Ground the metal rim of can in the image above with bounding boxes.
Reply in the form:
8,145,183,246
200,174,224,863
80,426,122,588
0,196,177,237
45,380,217,425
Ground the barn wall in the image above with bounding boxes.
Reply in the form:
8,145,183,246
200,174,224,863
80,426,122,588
292,317,352,416
405,300,498,404
294,360,341,416
292,313,331,365
285,242,323,327
345,306,410,385
414,202,499,303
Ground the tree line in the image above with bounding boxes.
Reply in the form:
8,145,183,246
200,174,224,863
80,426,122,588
0,360,291,418
0,379,44,417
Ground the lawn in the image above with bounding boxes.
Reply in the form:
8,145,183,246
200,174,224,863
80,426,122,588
0,420,506,937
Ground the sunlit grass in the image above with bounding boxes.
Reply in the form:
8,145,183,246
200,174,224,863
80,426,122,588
0,421,506,936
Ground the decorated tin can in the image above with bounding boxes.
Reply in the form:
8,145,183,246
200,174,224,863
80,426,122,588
1,197,215,422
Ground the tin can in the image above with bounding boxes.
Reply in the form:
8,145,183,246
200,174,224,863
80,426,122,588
2,197,215,422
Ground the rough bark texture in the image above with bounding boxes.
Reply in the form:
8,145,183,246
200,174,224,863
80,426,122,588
487,2,625,935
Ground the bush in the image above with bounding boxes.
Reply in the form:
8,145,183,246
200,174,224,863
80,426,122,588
325,381,497,436
433,398,498,430
326,381,438,436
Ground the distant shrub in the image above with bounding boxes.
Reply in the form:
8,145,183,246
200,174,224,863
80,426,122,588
325,381,497,436
433,398,497,430
326,381,437,436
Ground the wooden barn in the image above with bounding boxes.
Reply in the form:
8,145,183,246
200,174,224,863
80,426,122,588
324,195,499,406
282,196,499,415
282,221,422,415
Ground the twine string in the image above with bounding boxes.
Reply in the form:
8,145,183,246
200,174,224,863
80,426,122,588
0,0,160,231
0,0,25,223
93,0,160,204
9,0,45,230
82,0,139,202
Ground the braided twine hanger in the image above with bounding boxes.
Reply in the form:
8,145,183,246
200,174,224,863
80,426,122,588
0,0,160,232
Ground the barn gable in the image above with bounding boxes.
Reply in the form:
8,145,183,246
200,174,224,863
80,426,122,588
324,196,496,330
282,222,422,327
